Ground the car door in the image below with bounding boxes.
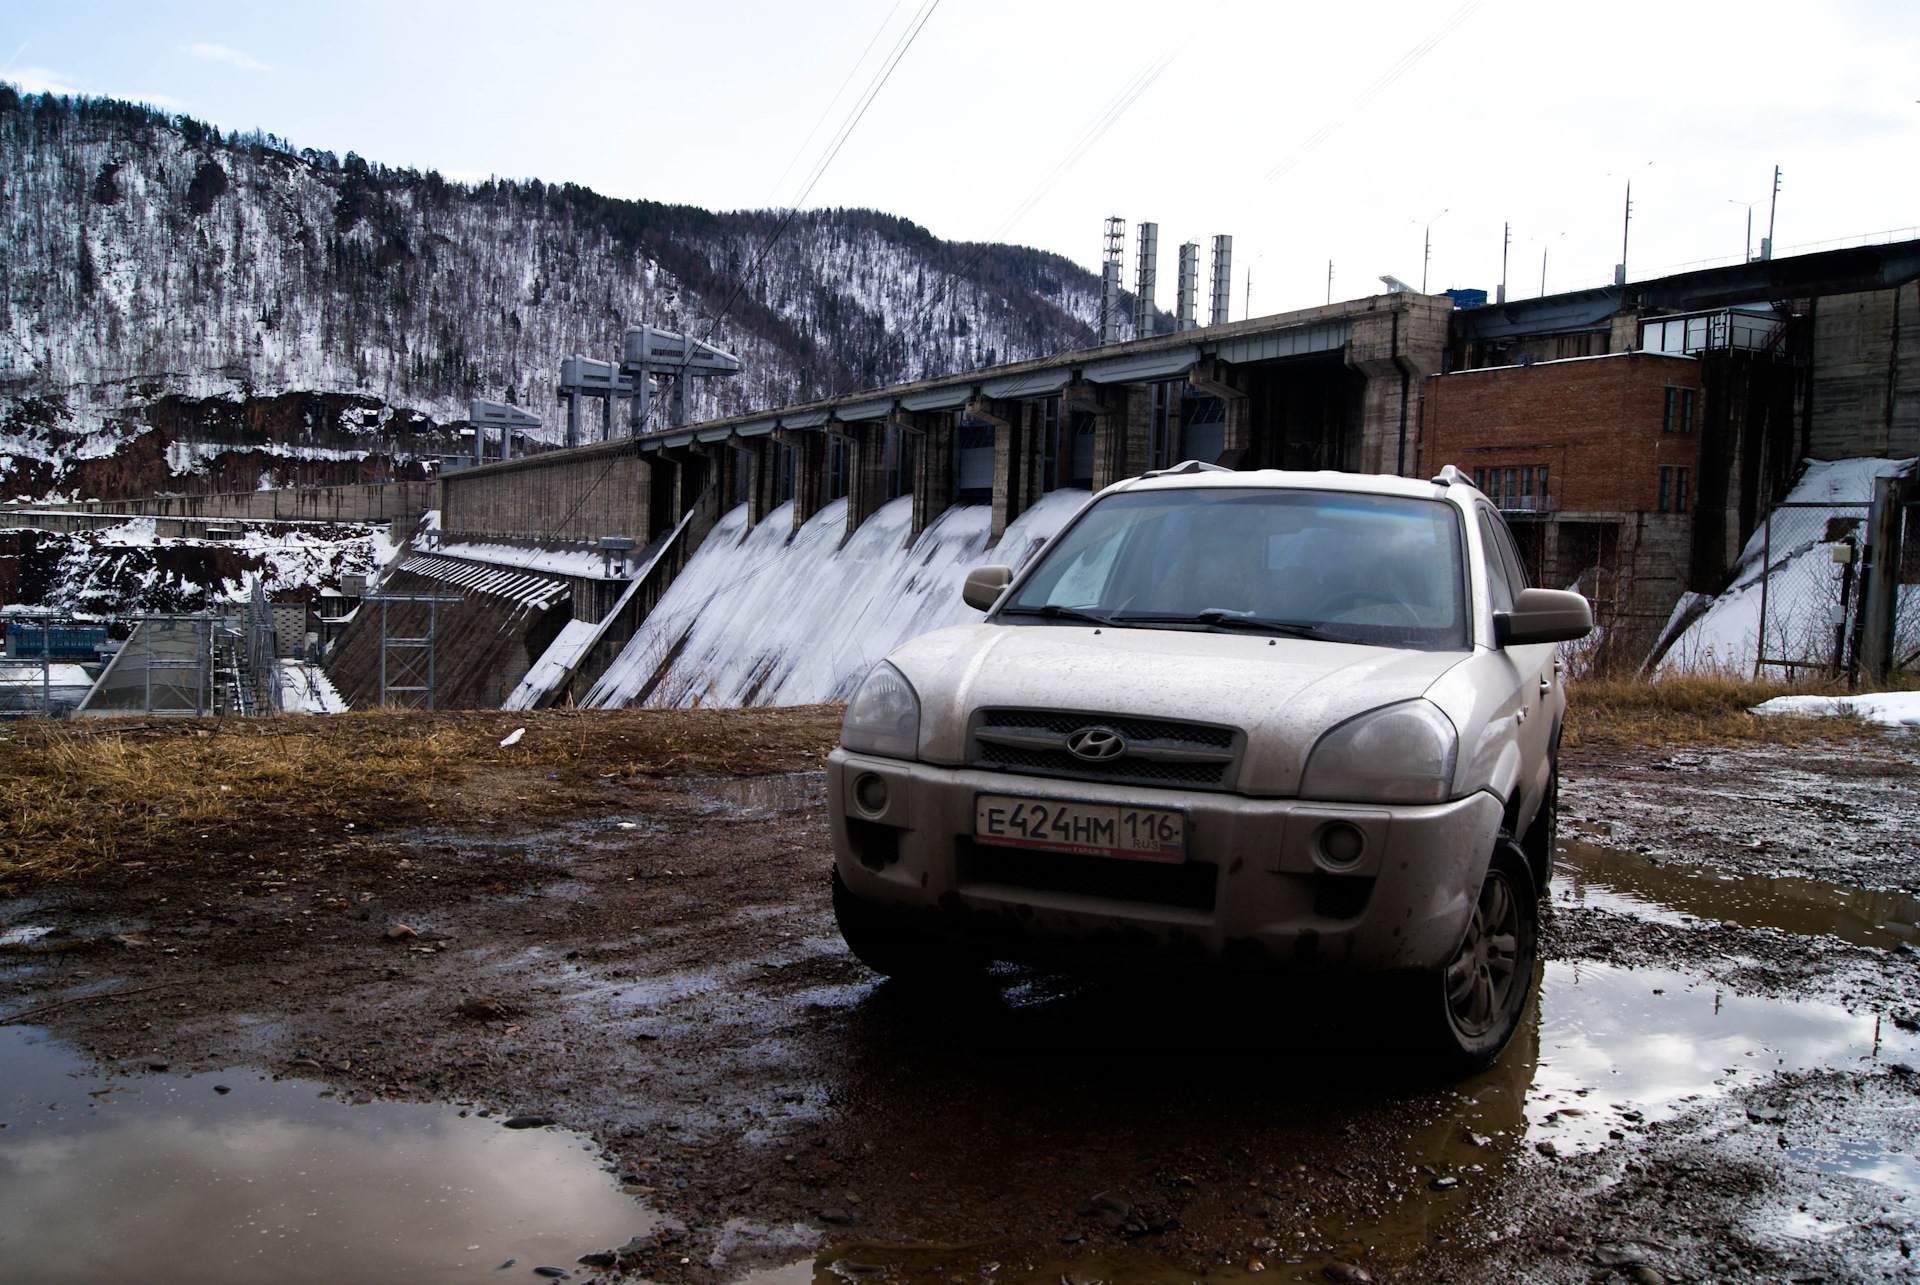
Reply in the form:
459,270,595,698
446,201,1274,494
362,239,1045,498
1476,505,1557,816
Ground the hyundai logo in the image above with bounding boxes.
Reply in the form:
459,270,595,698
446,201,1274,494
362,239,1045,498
1065,726,1128,761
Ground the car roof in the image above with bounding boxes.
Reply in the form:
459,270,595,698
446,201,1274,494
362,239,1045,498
1108,467,1464,504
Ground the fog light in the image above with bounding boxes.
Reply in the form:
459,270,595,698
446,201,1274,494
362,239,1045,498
853,773,889,815
1317,822,1365,867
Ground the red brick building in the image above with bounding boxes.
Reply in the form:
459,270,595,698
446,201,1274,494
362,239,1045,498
1419,350,1716,653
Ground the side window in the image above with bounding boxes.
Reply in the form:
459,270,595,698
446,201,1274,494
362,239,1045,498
1477,508,1515,614
1492,514,1530,591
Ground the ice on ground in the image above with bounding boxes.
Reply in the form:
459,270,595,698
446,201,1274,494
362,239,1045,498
278,661,348,714
1750,691,1920,729
1657,457,1917,677
584,490,1089,709
505,618,599,711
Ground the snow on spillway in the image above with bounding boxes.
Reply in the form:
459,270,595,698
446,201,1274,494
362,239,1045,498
584,490,1090,709
1657,457,1917,677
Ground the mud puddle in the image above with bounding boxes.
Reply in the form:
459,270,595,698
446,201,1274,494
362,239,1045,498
675,772,827,819
0,1024,654,1283
1558,835,1920,950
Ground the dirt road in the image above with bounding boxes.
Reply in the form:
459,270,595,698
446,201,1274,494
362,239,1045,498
3,710,1918,1285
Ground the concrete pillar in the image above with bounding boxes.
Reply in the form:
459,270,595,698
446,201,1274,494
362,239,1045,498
1066,382,1129,490
893,410,954,543
1347,299,1450,476
776,429,830,537
566,393,581,449
1188,361,1251,468
968,397,1026,543
841,420,891,541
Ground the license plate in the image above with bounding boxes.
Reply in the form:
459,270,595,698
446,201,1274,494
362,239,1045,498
973,793,1185,863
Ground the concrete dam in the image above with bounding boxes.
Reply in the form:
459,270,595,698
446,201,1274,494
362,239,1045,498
316,239,1920,707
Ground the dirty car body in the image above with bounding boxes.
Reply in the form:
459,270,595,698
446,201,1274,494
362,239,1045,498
828,465,1591,1067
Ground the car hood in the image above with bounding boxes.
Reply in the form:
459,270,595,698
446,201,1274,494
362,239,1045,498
888,622,1468,796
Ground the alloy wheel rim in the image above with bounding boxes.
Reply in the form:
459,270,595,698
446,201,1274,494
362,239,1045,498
1444,870,1521,1038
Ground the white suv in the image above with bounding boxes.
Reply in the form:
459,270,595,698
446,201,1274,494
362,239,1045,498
826,464,1591,1069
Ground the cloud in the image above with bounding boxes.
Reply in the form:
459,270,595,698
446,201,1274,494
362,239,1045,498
184,43,267,71
10,66,81,95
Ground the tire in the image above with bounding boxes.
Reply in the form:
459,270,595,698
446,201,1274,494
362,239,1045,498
1409,840,1538,1075
1520,756,1559,895
831,867,979,982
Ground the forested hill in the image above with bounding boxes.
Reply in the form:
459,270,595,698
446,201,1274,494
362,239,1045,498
0,87,1146,500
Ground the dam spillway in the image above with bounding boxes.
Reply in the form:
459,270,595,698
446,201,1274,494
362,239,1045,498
582,489,1088,709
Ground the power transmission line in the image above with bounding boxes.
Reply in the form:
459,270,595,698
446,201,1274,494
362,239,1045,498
1248,0,1485,197
703,0,943,344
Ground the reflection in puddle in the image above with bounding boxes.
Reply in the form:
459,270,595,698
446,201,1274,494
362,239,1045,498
678,772,826,819
748,952,1920,1285
1528,962,1919,1152
1787,1138,1920,1196
0,924,55,947
0,1026,653,1283
1556,837,1920,950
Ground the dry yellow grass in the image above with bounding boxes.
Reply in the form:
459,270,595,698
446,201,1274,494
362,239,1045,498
0,706,842,890
1563,675,1883,749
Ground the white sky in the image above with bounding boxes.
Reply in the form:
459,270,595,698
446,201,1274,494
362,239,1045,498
8,0,1919,315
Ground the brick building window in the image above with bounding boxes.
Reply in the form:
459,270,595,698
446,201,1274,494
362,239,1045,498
1658,465,1691,513
1471,465,1551,511
1663,387,1695,434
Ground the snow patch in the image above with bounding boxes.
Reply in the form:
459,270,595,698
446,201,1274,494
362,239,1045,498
1750,692,1920,729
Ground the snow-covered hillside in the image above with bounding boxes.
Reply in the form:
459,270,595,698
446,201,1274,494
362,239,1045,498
1,88,1140,500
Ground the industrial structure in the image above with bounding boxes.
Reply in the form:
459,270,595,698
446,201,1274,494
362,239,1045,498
12,223,1918,714
378,231,1917,707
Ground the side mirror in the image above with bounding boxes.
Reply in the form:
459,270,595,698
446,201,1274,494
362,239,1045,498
962,564,1012,612
1494,588,1593,647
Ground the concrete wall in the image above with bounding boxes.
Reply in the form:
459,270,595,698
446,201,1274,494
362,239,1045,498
39,480,435,527
440,441,648,545
1808,284,1920,460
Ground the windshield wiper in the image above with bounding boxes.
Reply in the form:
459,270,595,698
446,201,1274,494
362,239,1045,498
997,603,1120,627
1114,609,1335,640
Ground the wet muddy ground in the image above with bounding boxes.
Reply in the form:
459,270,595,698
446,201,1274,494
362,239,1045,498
4,728,1919,1284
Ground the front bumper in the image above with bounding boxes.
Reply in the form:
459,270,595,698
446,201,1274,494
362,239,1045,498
827,749,1503,974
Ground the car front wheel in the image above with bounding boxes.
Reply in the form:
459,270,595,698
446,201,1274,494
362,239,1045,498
1413,840,1538,1074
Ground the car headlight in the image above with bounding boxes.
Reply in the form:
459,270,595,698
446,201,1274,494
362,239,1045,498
841,661,921,760
1300,699,1458,804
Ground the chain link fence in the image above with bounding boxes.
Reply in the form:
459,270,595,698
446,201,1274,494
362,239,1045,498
1752,502,1871,680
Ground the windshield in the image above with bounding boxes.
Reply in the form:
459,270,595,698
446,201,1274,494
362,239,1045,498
1000,486,1469,651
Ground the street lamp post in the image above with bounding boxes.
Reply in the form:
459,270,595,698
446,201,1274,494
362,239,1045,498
1414,209,1449,294
1612,162,1653,286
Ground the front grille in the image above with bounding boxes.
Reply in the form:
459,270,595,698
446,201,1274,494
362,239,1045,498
970,708,1241,791
958,838,1218,912
979,709,1234,747
976,743,1227,785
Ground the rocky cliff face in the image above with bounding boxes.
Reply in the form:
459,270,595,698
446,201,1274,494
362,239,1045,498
1,88,1142,501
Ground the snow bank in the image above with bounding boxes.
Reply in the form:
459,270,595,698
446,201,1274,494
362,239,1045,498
1657,457,1917,677
1750,692,1920,729
435,540,619,580
278,662,349,714
584,490,1090,709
